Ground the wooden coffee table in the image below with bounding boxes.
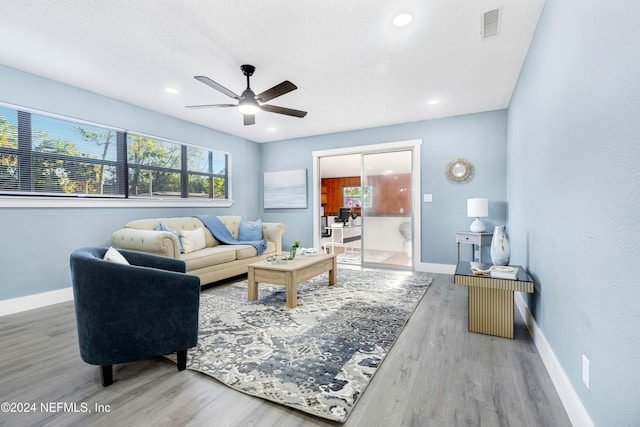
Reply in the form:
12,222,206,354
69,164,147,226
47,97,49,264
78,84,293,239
247,253,337,308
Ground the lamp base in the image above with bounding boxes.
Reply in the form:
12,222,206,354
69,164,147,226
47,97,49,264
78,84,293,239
469,218,486,233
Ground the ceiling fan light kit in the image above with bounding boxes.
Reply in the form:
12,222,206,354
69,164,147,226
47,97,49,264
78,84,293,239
186,64,307,126
237,101,260,115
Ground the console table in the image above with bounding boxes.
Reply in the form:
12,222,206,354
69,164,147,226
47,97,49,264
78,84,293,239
456,231,493,263
454,262,534,339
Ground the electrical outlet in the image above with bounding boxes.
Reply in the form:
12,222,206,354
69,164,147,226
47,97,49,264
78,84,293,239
582,355,590,389
423,194,433,203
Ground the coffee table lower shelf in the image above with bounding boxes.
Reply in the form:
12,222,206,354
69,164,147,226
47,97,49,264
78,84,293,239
247,253,337,308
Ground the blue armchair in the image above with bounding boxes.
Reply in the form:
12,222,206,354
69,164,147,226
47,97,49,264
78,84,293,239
70,247,200,386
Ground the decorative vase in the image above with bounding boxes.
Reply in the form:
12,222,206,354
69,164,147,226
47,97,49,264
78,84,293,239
289,246,297,259
490,225,510,266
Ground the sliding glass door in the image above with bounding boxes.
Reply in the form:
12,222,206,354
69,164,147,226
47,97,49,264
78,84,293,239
318,149,414,269
361,150,413,268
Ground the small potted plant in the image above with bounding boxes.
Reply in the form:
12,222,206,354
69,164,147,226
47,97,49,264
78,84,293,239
289,240,300,259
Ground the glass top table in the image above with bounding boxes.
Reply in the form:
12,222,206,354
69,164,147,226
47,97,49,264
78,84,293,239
454,262,534,338
454,261,534,284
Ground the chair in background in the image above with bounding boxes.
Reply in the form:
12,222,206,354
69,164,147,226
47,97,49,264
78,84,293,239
320,216,332,253
321,216,332,238
399,221,412,254
69,247,200,386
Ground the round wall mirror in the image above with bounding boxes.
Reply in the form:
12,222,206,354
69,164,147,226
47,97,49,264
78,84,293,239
446,158,474,184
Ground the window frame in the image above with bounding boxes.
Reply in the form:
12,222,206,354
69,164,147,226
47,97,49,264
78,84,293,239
342,185,373,209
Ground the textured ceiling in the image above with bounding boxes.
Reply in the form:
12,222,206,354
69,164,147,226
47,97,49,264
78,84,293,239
0,0,545,143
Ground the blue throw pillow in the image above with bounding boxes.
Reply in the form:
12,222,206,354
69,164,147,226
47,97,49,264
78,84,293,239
238,218,262,241
157,222,184,253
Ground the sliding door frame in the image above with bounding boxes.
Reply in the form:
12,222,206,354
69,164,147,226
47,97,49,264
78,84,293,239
312,139,422,269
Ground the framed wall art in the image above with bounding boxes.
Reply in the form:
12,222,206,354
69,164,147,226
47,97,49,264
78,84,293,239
263,169,307,209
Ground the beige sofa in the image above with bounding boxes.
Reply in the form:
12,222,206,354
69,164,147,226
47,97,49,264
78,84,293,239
111,216,285,285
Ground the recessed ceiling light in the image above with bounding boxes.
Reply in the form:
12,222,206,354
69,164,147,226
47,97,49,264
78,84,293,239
393,13,413,27
428,99,441,105
267,126,277,132
165,87,179,94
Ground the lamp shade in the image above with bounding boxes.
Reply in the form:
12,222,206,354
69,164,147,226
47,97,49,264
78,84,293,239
467,198,488,218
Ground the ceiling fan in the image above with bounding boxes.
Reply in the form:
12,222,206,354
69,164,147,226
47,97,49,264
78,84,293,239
186,64,307,126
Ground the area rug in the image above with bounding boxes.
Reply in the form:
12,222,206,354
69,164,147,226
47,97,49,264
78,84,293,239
337,249,397,264
175,268,432,422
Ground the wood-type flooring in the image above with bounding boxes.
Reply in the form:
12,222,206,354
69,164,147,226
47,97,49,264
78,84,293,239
0,271,571,427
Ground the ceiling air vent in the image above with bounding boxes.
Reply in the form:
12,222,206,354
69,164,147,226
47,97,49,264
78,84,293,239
482,8,500,38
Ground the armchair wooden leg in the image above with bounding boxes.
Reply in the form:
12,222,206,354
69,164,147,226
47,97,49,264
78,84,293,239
177,349,187,371
100,365,113,387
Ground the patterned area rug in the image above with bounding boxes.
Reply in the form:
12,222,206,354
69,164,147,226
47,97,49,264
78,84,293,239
179,268,432,422
337,249,397,264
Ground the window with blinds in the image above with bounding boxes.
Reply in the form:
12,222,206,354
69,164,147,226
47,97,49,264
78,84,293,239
0,107,18,192
127,134,228,199
0,104,229,200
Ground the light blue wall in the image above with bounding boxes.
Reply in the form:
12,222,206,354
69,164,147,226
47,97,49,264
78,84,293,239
0,62,508,301
0,65,262,300
507,1,640,425
260,110,507,262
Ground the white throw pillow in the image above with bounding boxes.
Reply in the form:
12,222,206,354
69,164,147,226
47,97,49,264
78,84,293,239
180,228,207,254
103,246,130,265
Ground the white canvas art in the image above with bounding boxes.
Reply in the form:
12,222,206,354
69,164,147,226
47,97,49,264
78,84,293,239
264,169,307,209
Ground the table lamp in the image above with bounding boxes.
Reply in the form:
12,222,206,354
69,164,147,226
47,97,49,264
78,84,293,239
467,198,488,232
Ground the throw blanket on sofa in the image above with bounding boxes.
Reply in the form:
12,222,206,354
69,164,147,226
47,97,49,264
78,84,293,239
195,215,267,256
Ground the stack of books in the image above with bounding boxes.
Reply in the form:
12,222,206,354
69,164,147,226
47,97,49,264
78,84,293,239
490,266,518,280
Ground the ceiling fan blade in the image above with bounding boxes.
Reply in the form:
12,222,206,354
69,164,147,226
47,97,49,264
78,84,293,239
261,104,307,118
185,104,237,109
194,76,240,100
256,81,297,103
243,114,256,126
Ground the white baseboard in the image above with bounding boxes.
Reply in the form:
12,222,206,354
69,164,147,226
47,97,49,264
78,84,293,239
0,287,74,317
514,293,594,427
417,262,456,274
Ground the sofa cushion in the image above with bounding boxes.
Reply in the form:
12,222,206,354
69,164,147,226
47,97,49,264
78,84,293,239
180,246,237,271
180,228,207,254
234,244,259,260
238,218,262,241
233,241,275,260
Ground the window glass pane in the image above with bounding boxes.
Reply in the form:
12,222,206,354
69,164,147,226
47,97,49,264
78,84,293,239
212,151,226,175
187,146,211,173
127,134,181,169
0,153,18,190
31,115,117,161
32,157,118,195
8,112,125,197
128,167,181,198
186,175,226,199
213,176,227,198
188,174,212,198
0,107,18,149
